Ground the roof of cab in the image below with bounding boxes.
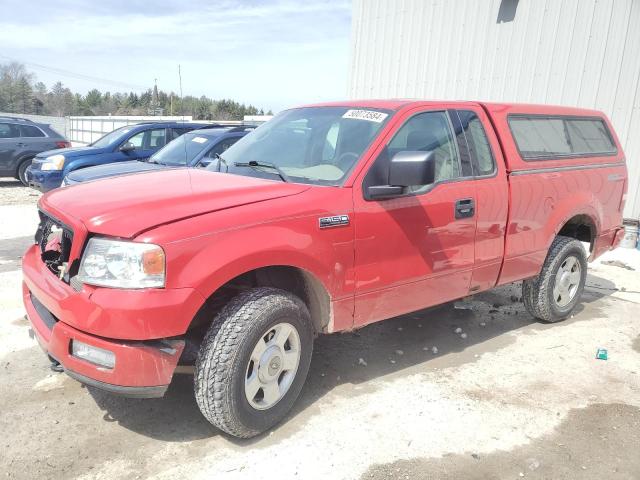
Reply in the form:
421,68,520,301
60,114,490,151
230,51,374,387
299,99,608,118
480,102,607,118
303,99,417,110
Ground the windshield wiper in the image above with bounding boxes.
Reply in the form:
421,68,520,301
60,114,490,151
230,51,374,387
233,160,290,182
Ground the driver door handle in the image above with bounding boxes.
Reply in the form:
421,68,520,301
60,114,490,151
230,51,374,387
455,198,475,219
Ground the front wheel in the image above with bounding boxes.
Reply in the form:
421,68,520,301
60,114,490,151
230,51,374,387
523,235,588,323
194,287,313,438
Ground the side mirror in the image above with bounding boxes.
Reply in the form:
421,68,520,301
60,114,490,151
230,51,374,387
198,157,214,168
367,150,435,200
119,143,135,153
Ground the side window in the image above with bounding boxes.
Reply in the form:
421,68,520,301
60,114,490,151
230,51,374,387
19,125,45,138
148,129,166,149
125,128,167,150
457,110,496,175
0,123,19,139
206,137,240,158
565,119,616,154
169,128,189,141
388,111,460,183
508,115,616,159
509,118,570,157
126,131,145,149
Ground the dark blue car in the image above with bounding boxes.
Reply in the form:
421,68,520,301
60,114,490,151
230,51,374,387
61,125,255,187
25,121,213,192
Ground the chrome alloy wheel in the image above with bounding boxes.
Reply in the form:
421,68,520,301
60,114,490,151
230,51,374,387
553,255,581,307
245,322,301,410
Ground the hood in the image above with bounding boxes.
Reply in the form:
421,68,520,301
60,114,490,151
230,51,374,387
35,145,106,159
41,168,310,238
65,160,163,184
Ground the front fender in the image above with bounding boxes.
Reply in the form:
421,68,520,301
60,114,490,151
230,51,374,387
138,187,356,330
165,222,346,299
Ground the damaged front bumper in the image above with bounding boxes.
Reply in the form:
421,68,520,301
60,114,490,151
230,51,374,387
24,287,185,398
21,242,196,398
24,286,185,397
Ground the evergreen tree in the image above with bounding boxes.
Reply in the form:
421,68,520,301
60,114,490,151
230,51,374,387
0,61,273,120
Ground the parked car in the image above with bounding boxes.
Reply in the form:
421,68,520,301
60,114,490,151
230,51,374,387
61,125,255,187
0,116,71,185
25,121,213,192
23,100,627,438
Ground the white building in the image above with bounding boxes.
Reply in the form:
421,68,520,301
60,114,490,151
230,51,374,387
348,0,640,220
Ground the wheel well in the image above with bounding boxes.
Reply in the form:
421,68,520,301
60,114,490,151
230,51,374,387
190,266,331,336
15,156,34,176
557,214,596,252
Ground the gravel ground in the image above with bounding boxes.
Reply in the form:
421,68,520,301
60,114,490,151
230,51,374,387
0,179,41,206
1,184,639,480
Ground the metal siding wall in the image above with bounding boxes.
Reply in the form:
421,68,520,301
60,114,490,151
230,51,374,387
349,0,640,219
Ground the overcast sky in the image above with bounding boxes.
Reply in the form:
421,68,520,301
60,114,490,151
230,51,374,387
0,0,352,112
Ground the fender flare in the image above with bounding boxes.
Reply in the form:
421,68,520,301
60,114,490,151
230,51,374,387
546,192,601,251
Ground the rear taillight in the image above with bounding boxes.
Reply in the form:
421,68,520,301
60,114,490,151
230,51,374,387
55,141,71,149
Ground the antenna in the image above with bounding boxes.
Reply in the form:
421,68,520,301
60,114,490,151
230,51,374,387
178,64,185,124
178,64,188,163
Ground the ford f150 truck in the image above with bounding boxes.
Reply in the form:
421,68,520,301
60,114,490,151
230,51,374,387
22,100,627,438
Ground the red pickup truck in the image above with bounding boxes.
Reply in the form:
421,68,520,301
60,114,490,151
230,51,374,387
23,100,627,438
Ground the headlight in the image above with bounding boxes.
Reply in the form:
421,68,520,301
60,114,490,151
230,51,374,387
41,154,65,171
77,237,165,288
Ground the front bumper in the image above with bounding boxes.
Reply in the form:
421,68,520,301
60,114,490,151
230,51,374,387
25,166,63,192
24,285,185,397
21,244,204,397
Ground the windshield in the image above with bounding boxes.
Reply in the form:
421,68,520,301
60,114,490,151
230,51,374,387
207,106,391,185
90,126,135,148
151,132,214,165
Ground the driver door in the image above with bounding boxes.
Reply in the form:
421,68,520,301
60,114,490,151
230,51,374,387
352,108,477,327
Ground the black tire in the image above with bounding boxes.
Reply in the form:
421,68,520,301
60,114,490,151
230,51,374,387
17,159,32,186
194,287,313,438
522,235,588,323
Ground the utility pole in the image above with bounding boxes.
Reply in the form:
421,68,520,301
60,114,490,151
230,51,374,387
152,78,159,116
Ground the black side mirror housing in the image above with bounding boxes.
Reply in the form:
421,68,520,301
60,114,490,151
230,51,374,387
367,150,435,200
119,143,135,153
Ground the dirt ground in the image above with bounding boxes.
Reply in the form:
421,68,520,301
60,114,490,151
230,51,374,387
1,180,639,480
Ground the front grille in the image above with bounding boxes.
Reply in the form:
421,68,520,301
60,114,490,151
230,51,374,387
35,210,74,280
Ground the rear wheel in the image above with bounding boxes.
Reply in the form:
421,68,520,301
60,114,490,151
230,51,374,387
17,159,32,186
194,287,313,438
523,235,587,323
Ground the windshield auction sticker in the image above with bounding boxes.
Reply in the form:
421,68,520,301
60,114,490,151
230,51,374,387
342,109,388,123
191,136,208,144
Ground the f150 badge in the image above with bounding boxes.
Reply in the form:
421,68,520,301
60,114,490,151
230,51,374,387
319,215,350,229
